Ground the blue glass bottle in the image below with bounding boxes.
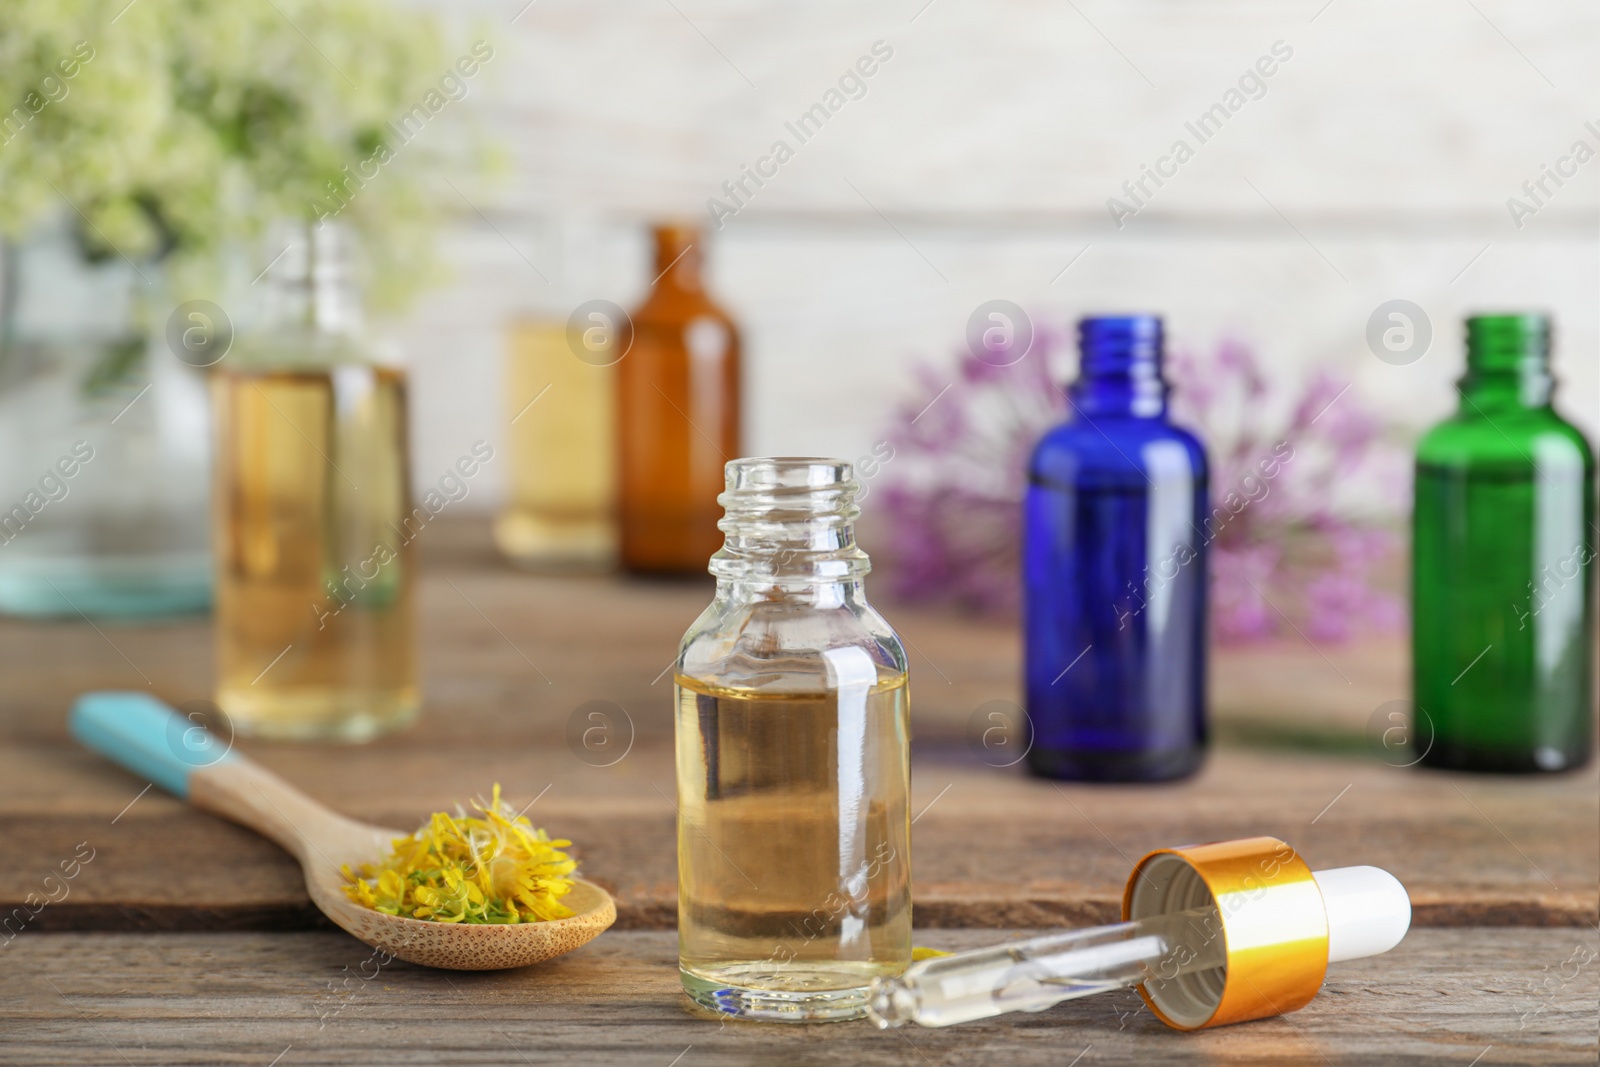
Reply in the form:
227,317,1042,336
1023,316,1209,781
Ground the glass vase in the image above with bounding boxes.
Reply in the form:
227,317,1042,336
0,220,211,618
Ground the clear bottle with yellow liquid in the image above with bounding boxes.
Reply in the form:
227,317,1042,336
675,458,912,1021
211,223,418,741
494,222,617,570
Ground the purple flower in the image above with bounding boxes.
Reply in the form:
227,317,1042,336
877,327,1408,644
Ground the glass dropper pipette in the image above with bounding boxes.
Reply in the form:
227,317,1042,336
868,903,1225,1028
868,841,1412,1032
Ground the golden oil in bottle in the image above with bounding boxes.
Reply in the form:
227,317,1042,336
212,365,418,740
493,318,616,570
674,457,913,1022
675,672,912,1011
212,223,417,741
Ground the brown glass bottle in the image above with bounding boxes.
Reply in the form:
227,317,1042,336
617,225,741,574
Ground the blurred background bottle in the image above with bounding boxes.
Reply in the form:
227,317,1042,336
1413,314,1595,773
1023,315,1209,782
494,221,617,571
0,220,212,618
212,224,418,741
617,224,741,575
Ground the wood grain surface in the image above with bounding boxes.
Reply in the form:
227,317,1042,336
3,928,1595,1066
0,521,1594,935
3,519,1596,1062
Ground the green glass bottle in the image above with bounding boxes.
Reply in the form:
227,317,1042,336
1412,314,1595,772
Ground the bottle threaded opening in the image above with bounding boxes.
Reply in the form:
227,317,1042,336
1078,314,1163,370
1073,314,1167,417
711,457,867,582
1465,313,1549,371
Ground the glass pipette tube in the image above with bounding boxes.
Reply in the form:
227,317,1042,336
867,904,1225,1028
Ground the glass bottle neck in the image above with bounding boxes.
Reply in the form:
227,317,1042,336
1069,315,1169,418
709,458,871,593
651,224,703,294
260,223,364,336
1458,314,1552,413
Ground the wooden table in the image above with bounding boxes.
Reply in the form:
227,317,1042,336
3,521,1596,1065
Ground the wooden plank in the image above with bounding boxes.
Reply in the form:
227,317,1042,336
0,524,1592,932
3,744,1594,932
1,928,1594,1065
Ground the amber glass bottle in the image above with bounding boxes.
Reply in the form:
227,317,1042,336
617,225,741,574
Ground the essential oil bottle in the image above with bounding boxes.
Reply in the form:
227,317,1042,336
495,220,617,571
617,224,741,575
1023,315,1209,781
212,223,418,741
1413,314,1595,772
675,458,912,1021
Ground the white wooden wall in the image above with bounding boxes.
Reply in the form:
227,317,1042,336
390,0,1600,507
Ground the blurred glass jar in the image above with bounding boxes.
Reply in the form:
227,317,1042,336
494,222,617,571
0,219,212,618
211,223,418,741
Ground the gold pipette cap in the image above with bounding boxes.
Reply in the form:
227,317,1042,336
1122,836,1410,1031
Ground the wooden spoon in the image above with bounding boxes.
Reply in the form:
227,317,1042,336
70,691,615,970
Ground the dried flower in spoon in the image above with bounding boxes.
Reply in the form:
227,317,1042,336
342,784,578,924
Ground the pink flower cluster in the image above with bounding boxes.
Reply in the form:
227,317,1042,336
1169,341,1406,642
877,329,1407,644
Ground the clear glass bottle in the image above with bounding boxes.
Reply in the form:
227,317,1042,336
675,458,912,1022
211,223,418,741
1413,314,1595,772
494,221,617,570
618,224,741,575
1023,315,1209,781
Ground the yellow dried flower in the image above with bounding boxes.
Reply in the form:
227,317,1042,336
342,784,578,924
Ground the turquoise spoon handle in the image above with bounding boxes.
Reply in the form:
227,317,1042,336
70,689,378,868
70,690,237,798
